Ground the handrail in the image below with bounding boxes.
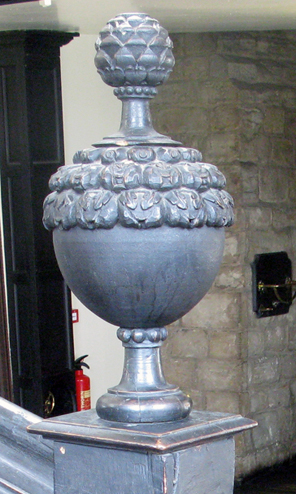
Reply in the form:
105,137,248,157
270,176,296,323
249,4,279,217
0,398,54,494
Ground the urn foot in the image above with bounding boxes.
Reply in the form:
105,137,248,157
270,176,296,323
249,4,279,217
96,327,192,423
96,388,192,423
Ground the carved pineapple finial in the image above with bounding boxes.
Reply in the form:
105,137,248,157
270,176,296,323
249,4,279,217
94,13,175,89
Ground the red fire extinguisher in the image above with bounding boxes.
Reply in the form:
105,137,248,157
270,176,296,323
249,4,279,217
74,355,91,411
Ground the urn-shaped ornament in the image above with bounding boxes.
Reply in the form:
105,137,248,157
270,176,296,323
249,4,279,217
43,13,234,423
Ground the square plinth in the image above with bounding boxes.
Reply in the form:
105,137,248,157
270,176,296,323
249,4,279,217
28,409,255,453
28,410,256,494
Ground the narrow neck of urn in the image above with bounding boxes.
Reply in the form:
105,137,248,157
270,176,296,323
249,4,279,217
118,96,155,137
116,344,174,393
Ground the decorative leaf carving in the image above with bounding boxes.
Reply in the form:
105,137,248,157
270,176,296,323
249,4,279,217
165,190,206,228
118,190,163,228
43,145,234,230
76,190,118,229
43,190,79,230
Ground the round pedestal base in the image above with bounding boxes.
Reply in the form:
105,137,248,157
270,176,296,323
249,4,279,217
96,387,192,423
95,327,192,423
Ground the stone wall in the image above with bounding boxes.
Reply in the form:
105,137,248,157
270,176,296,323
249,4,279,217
151,31,296,479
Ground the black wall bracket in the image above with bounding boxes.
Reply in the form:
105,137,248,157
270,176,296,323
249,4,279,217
252,251,296,318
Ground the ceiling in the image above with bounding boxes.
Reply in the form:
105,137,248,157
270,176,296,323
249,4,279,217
1,0,296,35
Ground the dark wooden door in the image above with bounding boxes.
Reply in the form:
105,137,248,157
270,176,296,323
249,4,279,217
0,31,77,417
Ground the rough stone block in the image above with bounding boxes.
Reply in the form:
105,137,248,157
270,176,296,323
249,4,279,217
252,445,281,471
228,62,258,84
214,265,243,290
219,164,243,205
165,328,208,359
235,453,258,480
204,132,239,165
162,356,197,391
289,433,296,456
198,359,242,392
239,87,284,108
290,380,296,399
242,191,259,205
272,208,296,230
259,35,296,63
170,33,185,56
282,89,296,109
270,138,294,167
288,170,296,201
209,55,228,79
251,411,280,448
240,392,251,415
209,332,240,359
264,107,285,134
240,108,263,141
241,61,295,87
239,135,270,166
286,303,296,324
153,81,198,106
217,37,256,58
267,385,290,409
183,33,217,56
284,109,296,137
223,234,239,263
246,229,292,263
154,106,209,136
182,292,241,330
235,429,254,457
242,265,252,291
190,389,205,410
245,206,272,230
199,81,238,106
289,328,296,351
182,57,210,81
241,163,258,193
281,355,296,379
210,105,239,133
265,326,287,351
247,331,265,357
256,40,269,55
250,390,268,413
277,407,293,443
248,356,279,385
238,89,260,107
167,319,182,329
206,391,240,413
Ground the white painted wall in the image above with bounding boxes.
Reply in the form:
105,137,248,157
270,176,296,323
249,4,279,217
60,35,123,406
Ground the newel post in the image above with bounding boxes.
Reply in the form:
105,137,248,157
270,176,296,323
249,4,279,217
28,13,256,494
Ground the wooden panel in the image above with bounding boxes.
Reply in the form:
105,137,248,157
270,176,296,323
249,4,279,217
27,68,61,163
54,439,235,494
0,31,76,417
0,66,21,164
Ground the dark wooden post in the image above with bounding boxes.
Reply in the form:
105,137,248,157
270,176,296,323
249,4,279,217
29,408,255,494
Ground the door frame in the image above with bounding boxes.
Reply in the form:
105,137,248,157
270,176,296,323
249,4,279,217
0,224,12,401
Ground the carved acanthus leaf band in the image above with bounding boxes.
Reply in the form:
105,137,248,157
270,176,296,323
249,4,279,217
43,146,234,230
